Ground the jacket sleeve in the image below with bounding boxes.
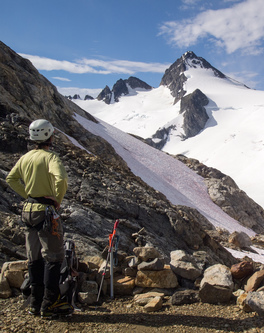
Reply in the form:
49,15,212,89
49,154,68,204
6,160,28,199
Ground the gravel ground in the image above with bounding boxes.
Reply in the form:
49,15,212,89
1,295,264,333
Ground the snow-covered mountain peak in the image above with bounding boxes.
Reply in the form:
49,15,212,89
74,51,264,209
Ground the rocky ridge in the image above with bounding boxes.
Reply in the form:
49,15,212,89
87,76,152,104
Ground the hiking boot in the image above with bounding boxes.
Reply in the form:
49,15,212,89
28,306,40,316
40,296,74,318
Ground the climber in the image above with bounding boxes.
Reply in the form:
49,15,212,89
6,119,73,318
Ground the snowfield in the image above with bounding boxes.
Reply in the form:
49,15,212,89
73,66,264,209
72,113,264,264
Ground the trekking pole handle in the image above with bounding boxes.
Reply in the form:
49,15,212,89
113,219,119,231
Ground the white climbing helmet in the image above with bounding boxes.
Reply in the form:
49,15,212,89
29,119,54,142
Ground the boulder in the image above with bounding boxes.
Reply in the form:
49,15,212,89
0,277,12,299
245,291,264,315
237,292,252,312
244,270,264,292
128,256,141,268
111,275,135,295
231,261,254,280
170,250,202,281
171,289,200,305
229,232,252,248
84,256,104,269
78,292,97,305
80,280,98,293
199,264,234,304
134,291,165,306
8,260,28,271
133,247,162,261
135,268,178,289
144,296,163,312
134,291,165,302
122,267,137,277
4,270,25,288
138,258,164,271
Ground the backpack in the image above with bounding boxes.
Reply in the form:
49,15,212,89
59,239,79,308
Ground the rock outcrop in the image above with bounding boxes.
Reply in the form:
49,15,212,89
175,155,264,234
180,89,209,139
97,85,112,104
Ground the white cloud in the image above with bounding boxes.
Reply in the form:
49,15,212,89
181,0,200,5
52,77,71,82
19,53,169,75
159,0,264,55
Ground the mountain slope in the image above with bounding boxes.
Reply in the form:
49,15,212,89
0,40,244,268
73,52,264,208
74,113,257,236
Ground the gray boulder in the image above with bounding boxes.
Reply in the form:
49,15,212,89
170,250,202,281
199,264,234,304
245,291,264,315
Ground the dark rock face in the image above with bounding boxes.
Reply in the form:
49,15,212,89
180,89,209,139
97,77,152,104
112,79,129,102
160,60,187,104
84,95,94,101
125,76,152,90
97,85,112,104
0,41,238,269
144,126,175,150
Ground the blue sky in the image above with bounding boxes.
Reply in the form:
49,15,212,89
2,0,264,97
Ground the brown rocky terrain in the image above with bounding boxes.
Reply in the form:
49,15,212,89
1,294,264,333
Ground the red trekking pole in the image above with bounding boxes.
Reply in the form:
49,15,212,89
97,219,119,302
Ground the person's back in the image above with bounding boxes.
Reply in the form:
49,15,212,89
7,148,67,206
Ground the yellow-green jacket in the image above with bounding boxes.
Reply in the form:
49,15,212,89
6,149,68,212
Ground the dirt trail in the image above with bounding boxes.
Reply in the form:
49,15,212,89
1,295,264,333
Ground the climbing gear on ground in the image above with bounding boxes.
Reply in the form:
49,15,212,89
59,240,80,311
97,219,119,302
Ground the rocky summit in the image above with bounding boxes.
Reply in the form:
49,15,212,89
160,51,226,105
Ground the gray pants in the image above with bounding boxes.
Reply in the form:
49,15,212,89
22,209,65,308
23,210,65,263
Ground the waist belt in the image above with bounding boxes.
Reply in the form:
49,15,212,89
28,196,55,206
